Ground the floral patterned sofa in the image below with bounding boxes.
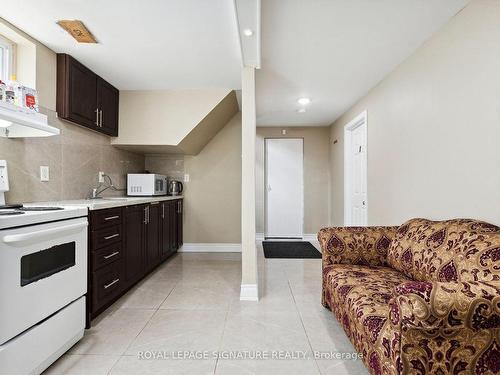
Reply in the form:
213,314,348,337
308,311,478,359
318,218,499,375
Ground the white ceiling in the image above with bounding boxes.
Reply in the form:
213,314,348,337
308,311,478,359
1,0,471,126
234,0,261,68
256,0,470,126
0,0,243,90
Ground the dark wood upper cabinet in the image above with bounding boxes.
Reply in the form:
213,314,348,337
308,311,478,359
57,54,119,136
97,77,119,136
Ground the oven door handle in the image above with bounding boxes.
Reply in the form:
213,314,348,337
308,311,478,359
2,222,88,244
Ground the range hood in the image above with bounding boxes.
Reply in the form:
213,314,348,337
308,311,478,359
0,101,59,138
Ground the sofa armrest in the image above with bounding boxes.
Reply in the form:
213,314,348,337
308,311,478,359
318,226,398,267
389,280,500,330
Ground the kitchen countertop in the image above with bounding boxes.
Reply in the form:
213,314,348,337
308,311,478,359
27,195,183,211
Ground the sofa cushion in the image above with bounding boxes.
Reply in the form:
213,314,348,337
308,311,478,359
318,226,398,267
387,218,500,283
323,264,411,371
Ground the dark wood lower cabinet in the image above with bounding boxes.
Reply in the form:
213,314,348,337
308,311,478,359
87,199,182,326
176,200,183,248
123,204,146,288
146,203,161,270
169,201,177,254
161,201,172,259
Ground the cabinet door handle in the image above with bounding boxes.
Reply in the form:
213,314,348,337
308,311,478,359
99,110,103,127
103,278,119,289
95,109,99,126
162,204,165,219
103,251,119,260
144,207,148,224
104,233,119,240
104,215,120,221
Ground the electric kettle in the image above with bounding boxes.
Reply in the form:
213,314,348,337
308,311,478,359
168,180,183,196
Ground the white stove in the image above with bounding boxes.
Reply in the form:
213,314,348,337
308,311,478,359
0,204,88,230
0,203,89,374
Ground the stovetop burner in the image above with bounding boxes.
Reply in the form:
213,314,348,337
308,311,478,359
18,207,65,212
0,211,25,216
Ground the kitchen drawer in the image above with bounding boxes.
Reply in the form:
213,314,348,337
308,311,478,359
91,207,123,228
92,244,122,271
92,259,123,313
91,225,122,250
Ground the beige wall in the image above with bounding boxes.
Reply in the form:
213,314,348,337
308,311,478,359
184,114,242,243
113,89,231,146
330,0,500,226
146,114,242,243
256,127,331,235
0,18,144,203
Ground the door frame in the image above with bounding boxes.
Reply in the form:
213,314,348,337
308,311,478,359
264,137,304,239
344,110,368,226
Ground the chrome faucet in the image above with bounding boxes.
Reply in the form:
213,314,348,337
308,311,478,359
90,185,112,199
88,173,124,199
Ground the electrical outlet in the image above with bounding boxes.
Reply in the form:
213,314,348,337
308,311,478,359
184,174,190,183
98,171,105,183
40,166,50,182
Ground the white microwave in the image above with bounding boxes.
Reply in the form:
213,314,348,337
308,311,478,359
127,174,167,196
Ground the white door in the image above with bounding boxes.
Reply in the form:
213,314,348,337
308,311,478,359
344,111,367,226
265,138,304,238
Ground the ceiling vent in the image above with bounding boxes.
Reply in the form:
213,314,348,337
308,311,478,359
57,20,97,43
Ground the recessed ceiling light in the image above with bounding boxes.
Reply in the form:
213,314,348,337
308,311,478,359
243,29,254,37
297,97,311,105
297,108,306,113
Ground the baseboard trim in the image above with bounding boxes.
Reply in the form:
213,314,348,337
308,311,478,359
303,233,319,242
257,233,318,242
179,243,241,252
240,284,259,301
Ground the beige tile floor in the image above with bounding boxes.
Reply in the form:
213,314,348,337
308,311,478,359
43,245,368,375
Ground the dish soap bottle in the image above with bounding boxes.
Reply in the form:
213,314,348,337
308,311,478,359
10,75,23,107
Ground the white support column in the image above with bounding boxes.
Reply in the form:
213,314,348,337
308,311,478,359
240,66,258,301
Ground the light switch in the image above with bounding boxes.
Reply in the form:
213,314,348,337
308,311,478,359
184,174,190,182
40,166,50,182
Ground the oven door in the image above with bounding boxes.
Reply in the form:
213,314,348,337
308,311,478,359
0,217,87,345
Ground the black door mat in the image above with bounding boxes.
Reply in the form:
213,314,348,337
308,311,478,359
262,241,321,259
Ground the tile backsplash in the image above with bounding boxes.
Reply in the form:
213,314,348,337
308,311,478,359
0,107,145,203
145,154,185,180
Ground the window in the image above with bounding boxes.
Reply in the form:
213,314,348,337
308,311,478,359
0,35,15,82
